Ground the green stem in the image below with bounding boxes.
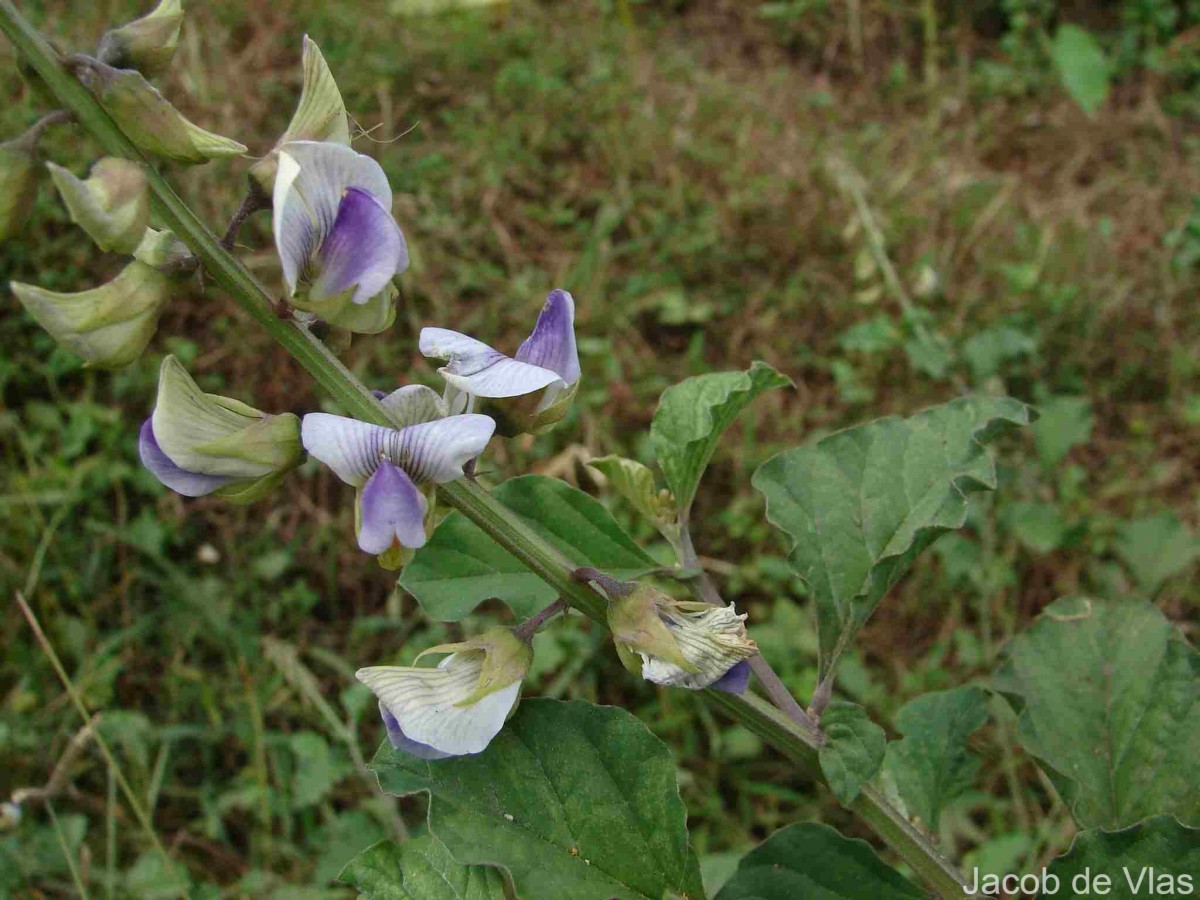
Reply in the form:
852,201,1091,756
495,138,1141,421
0,4,970,895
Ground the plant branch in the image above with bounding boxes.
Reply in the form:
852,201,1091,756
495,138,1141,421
13,107,71,150
0,6,971,895
512,597,568,641
220,182,269,250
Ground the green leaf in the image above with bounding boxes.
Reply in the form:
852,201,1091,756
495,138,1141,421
818,702,886,805
753,395,1033,679
289,732,346,809
651,361,792,515
1046,816,1200,899
885,686,989,832
403,476,656,620
587,455,677,528
1051,25,1113,117
1031,395,1093,468
961,325,1036,383
995,597,1199,829
1004,501,1070,554
715,823,923,899
1114,512,1200,594
371,699,703,900
339,836,510,899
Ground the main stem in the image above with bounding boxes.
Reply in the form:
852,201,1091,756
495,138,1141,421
0,4,969,895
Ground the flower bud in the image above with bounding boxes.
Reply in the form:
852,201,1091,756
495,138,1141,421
82,60,246,164
47,158,149,253
607,584,757,691
249,36,351,194
139,355,303,503
0,138,38,244
12,262,169,367
587,454,677,529
357,626,532,758
97,0,184,79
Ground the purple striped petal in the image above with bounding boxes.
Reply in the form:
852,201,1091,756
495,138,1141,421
710,660,752,695
378,702,454,761
420,327,563,399
390,414,495,484
309,187,407,306
515,289,580,386
137,419,234,497
358,459,428,553
301,414,391,486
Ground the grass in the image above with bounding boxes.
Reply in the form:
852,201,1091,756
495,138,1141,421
1,0,1198,894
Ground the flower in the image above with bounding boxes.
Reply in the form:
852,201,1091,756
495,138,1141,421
419,289,580,434
357,627,532,758
301,404,494,554
139,355,303,503
12,262,170,368
47,158,149,254
249,36,350,194
604,582,757,693
272,140,408,333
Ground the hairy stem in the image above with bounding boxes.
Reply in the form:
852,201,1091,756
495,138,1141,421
0,5,970,895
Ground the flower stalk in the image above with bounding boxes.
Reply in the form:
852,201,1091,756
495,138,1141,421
0,3,971,895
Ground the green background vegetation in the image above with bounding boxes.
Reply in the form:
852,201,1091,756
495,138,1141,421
2,0,1197,895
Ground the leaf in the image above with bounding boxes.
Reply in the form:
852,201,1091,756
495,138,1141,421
1004,501,1070,555
289,732,347,809
1031,394,1093,468
753,395,1033,679
1051,25,1113,117
587,455,676,528
403,476,655,620
1114,512,1200,594
339,836,510,899
961,325,1036,383
651,362,792,515
1046,816,1200,899
995,597,1199,829
715,823,923,899
817,702,886,804
371,699,704,900
885,686,989,832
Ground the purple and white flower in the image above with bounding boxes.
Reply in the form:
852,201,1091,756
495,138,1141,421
301,410,494,553
272,141,408,329
419,289,580,431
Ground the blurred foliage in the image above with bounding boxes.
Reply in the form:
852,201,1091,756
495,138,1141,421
1,0,1197,894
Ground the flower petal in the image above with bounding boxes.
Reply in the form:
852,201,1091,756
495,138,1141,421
309,187,407,306
641,604,758,690
391,414,495,484
515,289,580,386
378,702,453,760
710,659,752,695
137,418,233,497
358,459,428,553
300,413,391,486
420,327,563,399
357,654,521,756
379,384,448,427
271,149,317,297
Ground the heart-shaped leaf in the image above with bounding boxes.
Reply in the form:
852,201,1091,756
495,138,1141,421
818,702,886,805
339,836,510,899
1046,816,1199,899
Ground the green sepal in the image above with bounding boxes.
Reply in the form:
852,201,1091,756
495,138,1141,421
47,158,149,253
12,261,169,368
133,227,192,269
86,60,246,164
97,0,183,79
416,626,533,708
607,585,699,675
292,282,397,335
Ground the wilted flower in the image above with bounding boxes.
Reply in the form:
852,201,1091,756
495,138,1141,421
81,59,247,164
273,141,408,333
249,36,350,194
139,355,303,503
97,0,184,79
419,289,580,434
0,136,38,243
301,406,494,554
12,262,170,368
604,581,757,693
47,158,149,253
357,627,532,758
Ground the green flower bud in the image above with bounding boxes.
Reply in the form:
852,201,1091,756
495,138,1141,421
248,36,350,194
47,158,149,253
0,138,38,244
82,60,246,164
415,626,534,708
132,227,192,269
149,355,303,498
12,262,169,367
97,0,184,79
